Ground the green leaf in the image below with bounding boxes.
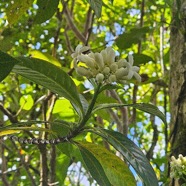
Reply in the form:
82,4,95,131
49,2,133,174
19,94,34,110
116,27,150,50
0,51,19,82
78,144,112,186
12,57,83,118
35,0,59,24
93,129,158,186
77,142,135,186
133,53,154,65
87,0,102,18
50,120,71,137
93,103,167,124
6,0,34,25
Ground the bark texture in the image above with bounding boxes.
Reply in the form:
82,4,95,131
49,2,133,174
170,0,186,185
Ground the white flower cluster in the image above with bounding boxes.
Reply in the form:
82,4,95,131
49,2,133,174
71,45,141,84
170,154,186,179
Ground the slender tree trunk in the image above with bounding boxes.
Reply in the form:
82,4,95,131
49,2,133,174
169,0,186,185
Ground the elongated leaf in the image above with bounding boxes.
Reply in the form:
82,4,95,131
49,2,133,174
133,53,154,65
87,0,102,18
77,142,136,186
35,0,59,24
0,130,21,137
0,126,54,137
0,51,19,82
93,103,167,124
93,129,158,186
12,57,83,118
78,144,112,186
116,27,150,50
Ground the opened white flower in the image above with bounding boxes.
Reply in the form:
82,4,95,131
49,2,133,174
118,55,141,82
71,45,90,66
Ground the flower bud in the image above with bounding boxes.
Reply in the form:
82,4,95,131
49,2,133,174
77,54,95,69
100,49,107,64
96,73,104,83
109,74,116,83
95,52,104,69
110,63,118,72
103,67,110,75
115,67,128,79
76,67,92,77
117,59,127,68
88,52,95,59
106,47,115,64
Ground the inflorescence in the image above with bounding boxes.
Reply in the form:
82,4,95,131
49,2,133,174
71,45,141,84
170,154,186,180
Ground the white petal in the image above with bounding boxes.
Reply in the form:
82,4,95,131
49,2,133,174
71,53,77,58
128,54,134,65
75,44,83,52
126,70,134,79
133,72,141,82
122,61,131,69
79,46,90,53
132,66,140,72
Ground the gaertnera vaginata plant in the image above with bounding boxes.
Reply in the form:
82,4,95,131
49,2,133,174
71,44,141,84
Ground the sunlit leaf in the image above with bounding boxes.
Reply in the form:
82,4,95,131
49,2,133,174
35,0,59,24
12,57,84,118
0,130,21,137
29,50,62,67
78,144,112,186
92,129,158,186
0,126,54,137
52,98,77,120
19,94,34,110
77,142,136,186
93,103,167,124
6,0,34,25
0,51,19,82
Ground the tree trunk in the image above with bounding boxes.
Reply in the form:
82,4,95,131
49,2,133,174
169,0,186,185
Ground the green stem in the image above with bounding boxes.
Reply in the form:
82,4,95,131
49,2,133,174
69,83,101,137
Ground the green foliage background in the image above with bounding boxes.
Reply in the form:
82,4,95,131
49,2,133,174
0,0,172,185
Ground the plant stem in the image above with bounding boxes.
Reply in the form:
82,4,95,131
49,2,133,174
69,83,101,137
